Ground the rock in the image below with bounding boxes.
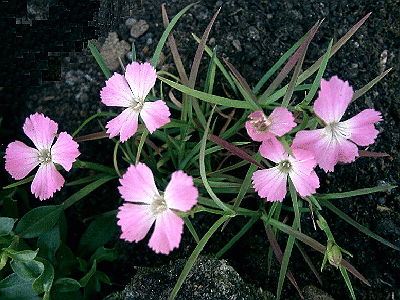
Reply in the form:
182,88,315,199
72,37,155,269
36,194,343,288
130,20,150,39
100,32,131,71
104,255,271,300
303,285,335,300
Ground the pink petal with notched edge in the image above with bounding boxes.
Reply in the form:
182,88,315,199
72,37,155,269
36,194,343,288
105,107,139,142
164,170,198,212
290,148,317,175
100,73,134,108
23,113,58,150
252,168,288,202
289,168,319,197
245,110,274,142
259,137,286,163
31,163,64,200
341,109,382,146
288,150,319,196
4,141,39,180
118,163,159,204
140,100,171,133
148,210,184,254
314,76,354,123
117,203,155,243
51,132,80,171
268,107,296,136
125,62,157,100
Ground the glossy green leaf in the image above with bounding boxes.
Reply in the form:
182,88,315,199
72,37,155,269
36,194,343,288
53,277,81,292
32,257,54,299
79,260,97,287
77,214,118,257
37,224,61,264
3,248,38,262
88,246,118,265
14,205,63,239
10,260,42,280
0,217,16,236
0,273,41,300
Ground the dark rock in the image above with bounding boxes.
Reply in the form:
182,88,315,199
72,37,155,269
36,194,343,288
104,255,271,300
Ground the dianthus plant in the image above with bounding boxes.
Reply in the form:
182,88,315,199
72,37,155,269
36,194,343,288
1,5,397,300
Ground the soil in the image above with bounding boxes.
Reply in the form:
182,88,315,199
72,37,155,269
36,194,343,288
1,0,400,299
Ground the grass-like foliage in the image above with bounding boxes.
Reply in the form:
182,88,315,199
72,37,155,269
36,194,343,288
1,3,396,300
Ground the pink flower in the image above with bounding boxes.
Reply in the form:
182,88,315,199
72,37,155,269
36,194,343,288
4,113,80,200
100,62,171,142
245,107,296,142
252,137,319,202
117,163,198,254
292,76,382,172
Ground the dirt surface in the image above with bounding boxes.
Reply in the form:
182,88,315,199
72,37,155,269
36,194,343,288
1,0,400,299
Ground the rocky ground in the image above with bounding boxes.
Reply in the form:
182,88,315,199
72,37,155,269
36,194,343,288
1,0,400,299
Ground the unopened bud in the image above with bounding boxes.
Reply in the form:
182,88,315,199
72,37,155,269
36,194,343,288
327,243,342,268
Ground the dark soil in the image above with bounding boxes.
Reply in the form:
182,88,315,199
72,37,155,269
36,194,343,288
1,0,400,299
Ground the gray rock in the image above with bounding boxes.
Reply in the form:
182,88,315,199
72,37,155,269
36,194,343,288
105,255,272,300
130,20,150,39
303,285,335,300
100,32,131,71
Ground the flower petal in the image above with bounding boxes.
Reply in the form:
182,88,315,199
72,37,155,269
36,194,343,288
252,168,288,202
4,141,40,180
51,132,80,171
31,163,64,200
297,128,359,172
341,109,382,146
290,148,317,175
117,203,155,243
259,137,286,163
268,107,296,136
314,76,354,123
101,73,133,108
140,100,171,133
289,169,319,197
118,163,159,204
164,170,198,211
245,110,275,142
148,210,184,254
125,62,157,100
105,108,139,142
23,113,58,150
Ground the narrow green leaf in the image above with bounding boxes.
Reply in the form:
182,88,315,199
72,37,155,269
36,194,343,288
87,41,111,79
62,174,118,210
215,216,259,258
151,2,196,67
352,68,392,102
339,265,356,300
169,215,230,300
158,77,253,109
318,197,400,251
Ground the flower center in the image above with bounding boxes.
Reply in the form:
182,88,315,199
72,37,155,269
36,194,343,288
150,194,168,216
131,97,144,112
278,159,292,173
37,149,52,165
251,115,272,132
324,122,350,141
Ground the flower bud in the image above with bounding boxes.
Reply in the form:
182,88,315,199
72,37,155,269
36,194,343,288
327,242,342,268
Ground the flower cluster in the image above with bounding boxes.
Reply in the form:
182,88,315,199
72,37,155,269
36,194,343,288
250,76,382,202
